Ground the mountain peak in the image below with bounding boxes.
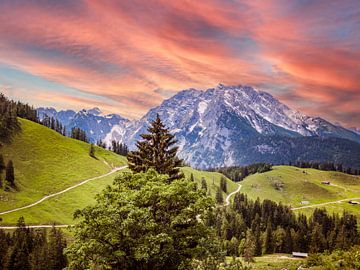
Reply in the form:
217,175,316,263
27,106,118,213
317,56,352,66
86,107,102,116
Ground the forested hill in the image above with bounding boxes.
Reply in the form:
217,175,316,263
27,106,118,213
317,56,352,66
0,118,127,213
0,93,37,143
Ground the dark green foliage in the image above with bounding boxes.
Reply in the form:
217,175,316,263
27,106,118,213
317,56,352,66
215,188,224,204
210,193,360,256
220,176,227,193
127,114,183,181
291,160,360,176
0,217,67,270
5,160,15,188
263,219,274,254
89,144,95,158
65,170,215,270
201,177,207,191
189,173,194,182
39,116,66,136
306,245,360,269
70,127,88,142
243,229,255,262
0,93,38,143
0,154,5,188
217,163,272,182
110,140,128,156
96,139,107,149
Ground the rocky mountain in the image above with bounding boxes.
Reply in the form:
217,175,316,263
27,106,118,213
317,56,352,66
349,127,360,135
104,84,360,168
37,107,129,143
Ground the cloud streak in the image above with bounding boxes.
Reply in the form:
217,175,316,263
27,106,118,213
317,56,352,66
0,0,359,126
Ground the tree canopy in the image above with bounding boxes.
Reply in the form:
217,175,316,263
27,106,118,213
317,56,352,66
65,169,216,270
127,114,183,181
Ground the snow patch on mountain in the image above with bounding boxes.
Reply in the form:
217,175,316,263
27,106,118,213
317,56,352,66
104,84,360,168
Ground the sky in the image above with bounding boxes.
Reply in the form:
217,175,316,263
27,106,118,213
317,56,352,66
0,0,359,127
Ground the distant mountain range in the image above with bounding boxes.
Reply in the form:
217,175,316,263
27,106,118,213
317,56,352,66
38,84,360,168
37,107,128,143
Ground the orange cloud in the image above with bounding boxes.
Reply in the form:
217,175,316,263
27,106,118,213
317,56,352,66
0,0,359,126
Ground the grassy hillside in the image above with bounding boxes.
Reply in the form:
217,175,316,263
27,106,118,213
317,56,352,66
0,120,234,225
0,118,127,212
241,165,360,217
0,167,235,225
182,167,238,198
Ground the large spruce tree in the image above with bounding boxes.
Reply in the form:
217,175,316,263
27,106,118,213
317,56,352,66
5,160,15,187
0,154,5,188
127,114,183,181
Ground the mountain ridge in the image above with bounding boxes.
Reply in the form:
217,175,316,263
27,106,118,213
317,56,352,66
38,84,360,168
104,84,360,168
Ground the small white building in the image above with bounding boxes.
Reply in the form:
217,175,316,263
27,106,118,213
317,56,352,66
300,201,310,205
292,252,308,258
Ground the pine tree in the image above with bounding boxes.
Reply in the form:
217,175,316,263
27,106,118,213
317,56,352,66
0,154,5,174
263,219,274,254
220,176,227,193
89,144,95,158
5,160,15,187
127,114,183,181
0,154,5,188
48,226,67,269
215,188,224,204
201,177,207,191
189,173,194,182
243,229,255,262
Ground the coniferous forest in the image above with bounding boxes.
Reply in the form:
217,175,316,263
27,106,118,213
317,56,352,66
0,93,37,142
0,217,67,270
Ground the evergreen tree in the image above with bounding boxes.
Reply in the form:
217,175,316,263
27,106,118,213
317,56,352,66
127,114,183,181
89,144,95,158
215,188,224,204
220,176,227,193
5,160,15,187
0,154,4,188
47,226,67,269
263,219,274,254
0,154,5,174
243,229,255,262
201,177,208,191
189,173,194,182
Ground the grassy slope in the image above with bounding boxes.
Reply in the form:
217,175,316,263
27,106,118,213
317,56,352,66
241,165,360,217
0,121,233,225
182,167,238,198
0,118,127,212
1,167,234,225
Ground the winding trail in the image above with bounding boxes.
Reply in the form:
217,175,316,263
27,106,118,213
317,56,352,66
0,165,128,216
292,197,360,210
223,184,242,206
0,225,71,229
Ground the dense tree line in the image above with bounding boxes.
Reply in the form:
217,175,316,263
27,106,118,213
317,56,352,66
0,93,37,142
39,115,66,136
0,154,15,190
0,217,67,270
208,193,359,261
289,160,360,175
305,245,360,269
70,127,88,142
110,140,129,156
215,163,273,182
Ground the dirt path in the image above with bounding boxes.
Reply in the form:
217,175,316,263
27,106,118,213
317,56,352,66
0,165,128,216
292,197,360,210
224,184,242,206
0,224,71,229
